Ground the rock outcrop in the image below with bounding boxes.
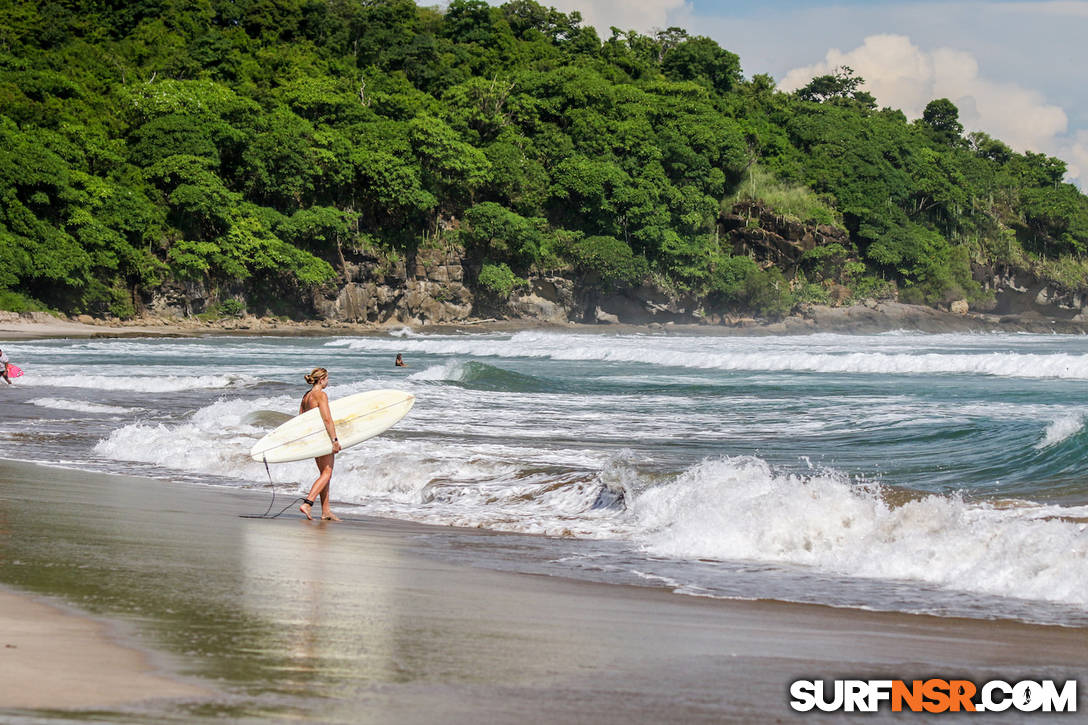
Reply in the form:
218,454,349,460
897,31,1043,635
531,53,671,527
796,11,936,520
146,278,214,317
313,245,474,325
975,265,1088,321
304,201,860,327
719,201,851,268
129,201,1088,329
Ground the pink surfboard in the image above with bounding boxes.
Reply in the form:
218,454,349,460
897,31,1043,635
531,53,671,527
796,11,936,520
5,364,23,379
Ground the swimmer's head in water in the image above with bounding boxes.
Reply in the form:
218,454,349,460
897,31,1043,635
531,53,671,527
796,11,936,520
305,367,328,385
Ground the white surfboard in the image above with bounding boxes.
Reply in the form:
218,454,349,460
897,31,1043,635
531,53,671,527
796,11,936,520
250,389,414,463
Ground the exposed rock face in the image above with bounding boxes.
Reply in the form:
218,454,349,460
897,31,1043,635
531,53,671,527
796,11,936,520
591,284,701,325
303,200,865,327
146,278,213,317
509,293,568,325
976,265,1088,320
313,245,474,324
719,201,851,267
156,199,1088,328
305,203,858,326
0,310,57,323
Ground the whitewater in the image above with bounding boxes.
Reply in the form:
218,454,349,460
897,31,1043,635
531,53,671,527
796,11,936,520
3,329,1088,625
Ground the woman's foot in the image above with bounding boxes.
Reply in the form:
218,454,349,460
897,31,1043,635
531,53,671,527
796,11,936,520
321,511,341,522
299,498,315,520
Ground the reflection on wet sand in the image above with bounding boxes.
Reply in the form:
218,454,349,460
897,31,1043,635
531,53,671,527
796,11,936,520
1,459,1085,723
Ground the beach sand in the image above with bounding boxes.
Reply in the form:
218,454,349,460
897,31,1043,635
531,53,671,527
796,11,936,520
4,298,1088,344
0,458,1084,722
0,588,209,710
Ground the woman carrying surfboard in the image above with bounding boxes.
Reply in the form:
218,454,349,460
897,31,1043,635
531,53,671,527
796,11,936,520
299,368,342,521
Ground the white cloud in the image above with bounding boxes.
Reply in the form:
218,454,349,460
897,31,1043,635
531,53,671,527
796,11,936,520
780,34,1069,169
1068,130,1088,181
545,0,689,34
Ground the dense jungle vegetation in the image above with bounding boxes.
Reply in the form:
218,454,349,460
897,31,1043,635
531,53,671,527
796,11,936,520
2,0,1088,318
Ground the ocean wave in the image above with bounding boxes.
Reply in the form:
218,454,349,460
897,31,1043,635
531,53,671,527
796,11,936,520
84,379,1088,609
408,360,552,392
28,373,259,392
406,361,461,381
630,456,1088,606
29,398,134,415
241,410,295,428
90,390,624,520
1035,416,1085,449
327,331,1088,380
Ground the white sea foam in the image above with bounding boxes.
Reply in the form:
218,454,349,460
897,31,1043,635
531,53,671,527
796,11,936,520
630,457,1088,606
407,361,463,381
29,398,134,415
92,394,296,476
328,331,1088,380
1035,416,1084,449
27,373,258,392
91,391,610,493
86,386,1088,609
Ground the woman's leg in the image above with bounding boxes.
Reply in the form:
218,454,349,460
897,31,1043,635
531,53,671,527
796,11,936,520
318,483,340,521
300,453,334,520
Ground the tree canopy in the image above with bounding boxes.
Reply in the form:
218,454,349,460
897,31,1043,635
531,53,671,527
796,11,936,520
1,0,1086,318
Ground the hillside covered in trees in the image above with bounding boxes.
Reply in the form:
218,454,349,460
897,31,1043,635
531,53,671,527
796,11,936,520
3,0,1088,321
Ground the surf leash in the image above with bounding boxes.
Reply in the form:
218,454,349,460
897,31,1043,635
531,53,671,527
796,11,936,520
239,455,305,519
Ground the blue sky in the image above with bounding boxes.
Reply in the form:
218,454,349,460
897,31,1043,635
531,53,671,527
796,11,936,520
537,0,1088,183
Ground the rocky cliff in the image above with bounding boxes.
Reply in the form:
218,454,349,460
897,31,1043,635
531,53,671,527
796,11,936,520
136,203,1088,328
312,246,473,325
975,266,1088,322
298,202,859,327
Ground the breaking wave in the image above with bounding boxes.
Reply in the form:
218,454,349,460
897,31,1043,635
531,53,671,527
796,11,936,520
29,398,134,415
92,393,1088,610
329,331,1088,380
631,457,1088,606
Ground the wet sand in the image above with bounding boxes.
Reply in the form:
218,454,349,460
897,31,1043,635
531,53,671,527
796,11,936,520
0,587,208,709
0,458,1084,722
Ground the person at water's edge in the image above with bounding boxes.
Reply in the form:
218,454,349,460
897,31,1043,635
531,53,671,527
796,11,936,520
0,349,11,385
395,353,407,367
299,367,341,521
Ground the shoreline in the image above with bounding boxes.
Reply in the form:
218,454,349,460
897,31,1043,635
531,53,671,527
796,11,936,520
0,586,210,710
0,458,1085,720
4,300,1088,341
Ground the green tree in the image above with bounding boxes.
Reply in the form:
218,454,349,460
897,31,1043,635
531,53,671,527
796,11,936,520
795,66,872,107
661,36,741,95
566,235,648,289
920,98,964,146
463,201,550,271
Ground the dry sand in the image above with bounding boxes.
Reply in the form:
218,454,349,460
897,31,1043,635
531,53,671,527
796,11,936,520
3,299,1085,344
0,458,1084,721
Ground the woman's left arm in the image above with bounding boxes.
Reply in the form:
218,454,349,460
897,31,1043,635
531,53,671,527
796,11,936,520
317,393,341,453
